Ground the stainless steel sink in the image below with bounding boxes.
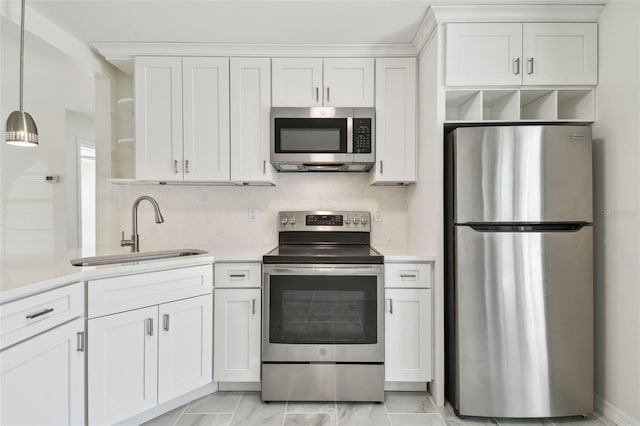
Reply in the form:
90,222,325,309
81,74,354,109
70,249,207,267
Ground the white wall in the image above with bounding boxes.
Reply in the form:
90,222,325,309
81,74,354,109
592,1,640,423
0,17,95,257
111,173,408,254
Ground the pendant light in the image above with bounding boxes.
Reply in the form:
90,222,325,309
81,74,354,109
5,0,38,147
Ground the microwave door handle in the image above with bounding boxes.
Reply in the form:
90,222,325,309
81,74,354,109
347,117,353,154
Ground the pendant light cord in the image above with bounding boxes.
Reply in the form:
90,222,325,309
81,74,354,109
19,0,26,112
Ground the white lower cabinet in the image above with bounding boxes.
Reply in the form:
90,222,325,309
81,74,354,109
385,288,432,382
1,318,85,426
89,295,213,425
88,306,159,425
158,295,213,403
214,288,261,382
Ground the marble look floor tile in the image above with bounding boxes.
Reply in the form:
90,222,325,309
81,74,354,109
185,392,242,414
435,402,497,426
141,404,187,426
286,402,337,414
284,412,337,426
385,392,438,414
175,413,233,426
549,415,607,426
336,402,391,426
494,419,551,426
389,413,447,426
229,392,286,426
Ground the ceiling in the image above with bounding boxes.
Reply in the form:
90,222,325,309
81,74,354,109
27,1,435,46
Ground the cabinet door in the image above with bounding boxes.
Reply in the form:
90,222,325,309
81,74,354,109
1,318,84,426
230,58,276,184
158,295,213,404
372,58,417,184
385,289,432,382
214,289,261,382
135,57,183,180
272,58,323,107
88,306,158,425
183,57,231,181
323,58,374,107
523,23,597,85
446,23,523,86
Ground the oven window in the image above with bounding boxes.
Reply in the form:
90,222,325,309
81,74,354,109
274,118,347,153
269,275,378,344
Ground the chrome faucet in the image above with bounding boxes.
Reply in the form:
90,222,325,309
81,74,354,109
121,196,164,252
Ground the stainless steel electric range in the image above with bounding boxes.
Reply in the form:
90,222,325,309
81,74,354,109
262,211,384,402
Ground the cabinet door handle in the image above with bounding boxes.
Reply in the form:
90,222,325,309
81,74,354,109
26,307,54,320
315,87,319,102
326,87,330,103
146,318,154,336
513,58,520,75
252,299,256,315
163,314,170,332
185,160,190,174
527,57,534,75
263,160,266,174
380,160,384,174
77,331,85,352
174,159,179,174
389,298,393,314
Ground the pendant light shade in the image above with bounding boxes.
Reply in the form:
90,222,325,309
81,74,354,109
5,0,39,147
6,111,38,146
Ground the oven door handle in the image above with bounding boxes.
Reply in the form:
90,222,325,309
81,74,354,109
265,266,383,275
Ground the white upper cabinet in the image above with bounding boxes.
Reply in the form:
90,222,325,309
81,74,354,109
446,23,523,86
371,57,416,184
135,57,183,181
182,58,231,181
272,58,374,107
230,58,276,184
522,23,597,85
135,56,230,182
446,23,597,87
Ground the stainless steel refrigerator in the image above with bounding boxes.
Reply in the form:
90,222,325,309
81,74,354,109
445,125,593,418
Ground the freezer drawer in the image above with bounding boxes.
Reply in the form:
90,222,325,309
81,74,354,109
452,225,593,417
452,126,593,223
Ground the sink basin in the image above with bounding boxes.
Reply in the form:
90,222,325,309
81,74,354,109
70,249,207,267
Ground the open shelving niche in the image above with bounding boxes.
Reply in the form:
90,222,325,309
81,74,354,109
445,88,594,123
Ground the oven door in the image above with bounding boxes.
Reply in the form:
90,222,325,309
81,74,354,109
263,264,384,363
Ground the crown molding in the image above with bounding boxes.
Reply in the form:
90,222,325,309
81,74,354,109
91,1,606,75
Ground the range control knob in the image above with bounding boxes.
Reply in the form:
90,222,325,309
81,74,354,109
345,217,352,225
361,217,369,225
289,217,296,225
280,216,288,225
353,217,360,225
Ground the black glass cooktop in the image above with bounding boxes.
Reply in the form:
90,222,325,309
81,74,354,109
263,244,384,264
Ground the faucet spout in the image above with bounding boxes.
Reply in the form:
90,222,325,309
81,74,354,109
121,195,164,252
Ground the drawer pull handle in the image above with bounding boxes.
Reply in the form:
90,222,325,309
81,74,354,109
163,314,170,332
400,274,417,279
26,308,54,320
77,331,85,352
146,318,154,336
389,298,393,314
230,274,246,279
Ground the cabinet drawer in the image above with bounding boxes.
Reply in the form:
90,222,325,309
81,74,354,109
385,263,432,288
215,263,261,288
1,282,83,350
88,265,213,318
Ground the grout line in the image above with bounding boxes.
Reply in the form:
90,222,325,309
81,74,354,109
171,400,192,426
384,394,394,426
281,400,287,426
226,391,244,426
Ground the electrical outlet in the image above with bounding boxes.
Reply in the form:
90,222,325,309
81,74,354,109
374,209,383,222
248,208,257,222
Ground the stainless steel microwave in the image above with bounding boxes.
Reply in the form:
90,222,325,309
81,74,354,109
271,107,375,172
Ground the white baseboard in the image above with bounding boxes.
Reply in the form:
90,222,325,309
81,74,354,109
384,382,428,391
218,382,261,392
595,394,640,426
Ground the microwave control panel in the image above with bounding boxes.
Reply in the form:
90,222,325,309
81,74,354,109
353,118,372,153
